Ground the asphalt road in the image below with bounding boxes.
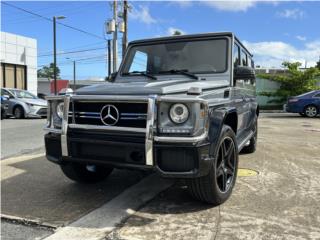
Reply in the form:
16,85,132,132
1,118,47,159
1,113,320,240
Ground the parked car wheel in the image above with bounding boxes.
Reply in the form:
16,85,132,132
240,119,257,154
1,111,6,119
187,125,238,205
60,163,113,184
299,113,306,117
304,105,318,118
14,106,25,119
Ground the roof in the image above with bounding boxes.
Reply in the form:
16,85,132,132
129,32,234,44
128,31,253,57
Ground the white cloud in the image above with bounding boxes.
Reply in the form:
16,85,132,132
167,27,186,36
203,1,256,12
129,5,157,25
243,40,320,68
296,35,306,41
277,8,305,19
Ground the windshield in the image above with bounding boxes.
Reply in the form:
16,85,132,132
121,38,228,77
10,89,37,99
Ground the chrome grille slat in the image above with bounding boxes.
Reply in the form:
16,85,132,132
70,100,148,128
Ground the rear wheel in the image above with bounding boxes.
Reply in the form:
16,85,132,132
61,163,113,184
304,105,318,118
14,106,25,119
187,125,238,205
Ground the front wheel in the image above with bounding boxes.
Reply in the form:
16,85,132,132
61,163,113,184
14,106,25,119
304,105,318,118
187,125,238,205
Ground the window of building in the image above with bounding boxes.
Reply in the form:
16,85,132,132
0,63,27,90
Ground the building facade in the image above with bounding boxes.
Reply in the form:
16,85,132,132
0,32,37,94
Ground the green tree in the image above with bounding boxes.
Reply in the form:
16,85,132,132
258,61,320,103
316,59,320,70
37,63,60,79
173,30,182,36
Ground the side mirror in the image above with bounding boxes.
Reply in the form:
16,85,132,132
3,95,10,99
234,66,255,80
106,71,118,82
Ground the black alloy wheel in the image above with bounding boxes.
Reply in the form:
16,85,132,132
187,125,238,205
215,136,236,193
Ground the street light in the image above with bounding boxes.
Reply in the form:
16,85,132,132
53,15,66,95
66,57,76,90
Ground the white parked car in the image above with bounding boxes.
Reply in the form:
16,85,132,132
1,88,47,118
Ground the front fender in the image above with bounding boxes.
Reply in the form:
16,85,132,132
208,107,237,157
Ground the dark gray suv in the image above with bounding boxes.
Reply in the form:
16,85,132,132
44,32,258,205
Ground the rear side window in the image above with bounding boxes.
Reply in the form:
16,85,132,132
241,50,247,66
314,93,320,98
233,44,240,67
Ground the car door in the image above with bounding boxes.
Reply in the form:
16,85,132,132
1,89,15,115
313,92,320,109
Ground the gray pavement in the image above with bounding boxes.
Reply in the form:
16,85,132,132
1,154,146,226
1,118,47,159
1,220,53,240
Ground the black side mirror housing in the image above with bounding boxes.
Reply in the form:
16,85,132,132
106,71,118,82
234,66,255,80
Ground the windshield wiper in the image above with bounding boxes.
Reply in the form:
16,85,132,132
123,71,157,80
159,69,198,80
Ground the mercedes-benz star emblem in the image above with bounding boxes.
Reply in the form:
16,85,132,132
100,105,119,126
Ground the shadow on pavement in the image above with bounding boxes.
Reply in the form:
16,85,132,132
1,156,145,226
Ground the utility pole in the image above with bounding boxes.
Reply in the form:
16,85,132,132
53,17,57,95
108,39,112,77
53,15,65,95
112,0,118,72
122,0,128,58
73,60,76,90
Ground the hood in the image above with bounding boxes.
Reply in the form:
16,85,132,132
20,98,47,106
76,79,229,96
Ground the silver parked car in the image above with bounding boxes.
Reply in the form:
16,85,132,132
1,88,47,118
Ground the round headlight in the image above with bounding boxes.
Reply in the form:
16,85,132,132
169,103,189,124
56,102,64,119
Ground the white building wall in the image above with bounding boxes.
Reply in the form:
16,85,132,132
0,32,37,94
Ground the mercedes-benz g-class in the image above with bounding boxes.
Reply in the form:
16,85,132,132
45,32,258,205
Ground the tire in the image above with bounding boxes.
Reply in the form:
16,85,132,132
304,105,318,118
240,119,257,154
187,125,238,205
1,110,6,120
299,113,306,117
61,163,113,184
14,106,25,119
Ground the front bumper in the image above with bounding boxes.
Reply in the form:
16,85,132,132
45,131,212,178
44,95,212,178
26,105,47,118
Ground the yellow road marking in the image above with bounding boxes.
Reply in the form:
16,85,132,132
238,168,259,177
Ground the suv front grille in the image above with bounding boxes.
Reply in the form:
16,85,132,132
69,101,148,128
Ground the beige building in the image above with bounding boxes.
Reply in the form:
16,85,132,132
0,31,37,94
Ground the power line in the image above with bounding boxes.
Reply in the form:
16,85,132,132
1,2,105,40
38,41,105,55
38,47,106,57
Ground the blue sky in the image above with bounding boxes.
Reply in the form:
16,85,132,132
1,1,320,80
